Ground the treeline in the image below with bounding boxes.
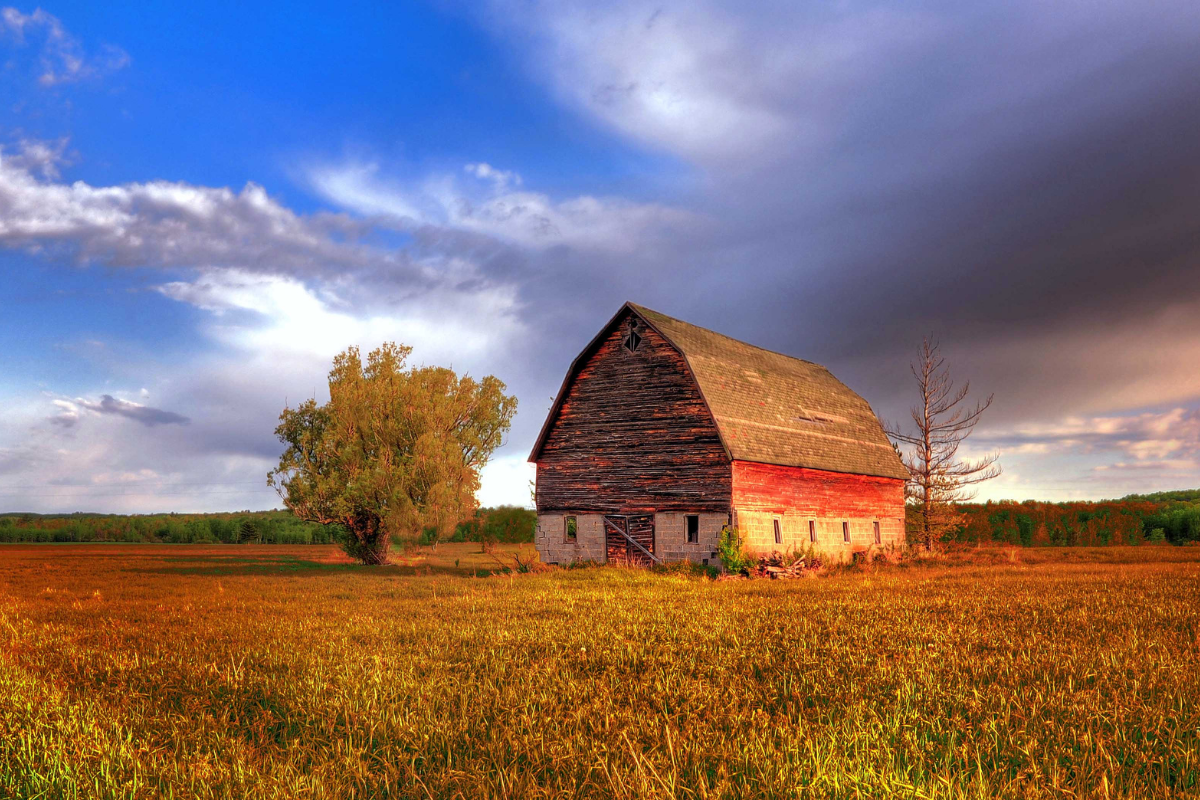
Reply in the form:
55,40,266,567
0,506,536,546
945,493,1200,547
1121,488,1200,503
0,510,335,544
435,506,536,546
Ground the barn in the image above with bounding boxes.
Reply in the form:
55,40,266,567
529,302,909,566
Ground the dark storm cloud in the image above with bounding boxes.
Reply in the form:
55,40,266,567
790,41,1200,350
80,395,190,427
474,0,1200,437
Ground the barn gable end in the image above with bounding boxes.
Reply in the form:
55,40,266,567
533,307,732,515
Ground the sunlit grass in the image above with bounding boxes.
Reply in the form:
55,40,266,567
1,543,1198,798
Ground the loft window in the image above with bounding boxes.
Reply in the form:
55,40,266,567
773,518,782,545
565,516,577,541
873,521,881,545
623,320,642,353
686,515,699,543
809,520,817,543
842,521,851,544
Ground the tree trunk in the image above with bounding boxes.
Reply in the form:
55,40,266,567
360,538,390,565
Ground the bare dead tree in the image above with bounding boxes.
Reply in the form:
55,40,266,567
887,337,1001,550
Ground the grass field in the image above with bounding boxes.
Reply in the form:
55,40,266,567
2,544,1199,798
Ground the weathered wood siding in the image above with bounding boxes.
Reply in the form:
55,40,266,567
604,514,656,565
535,310,732,514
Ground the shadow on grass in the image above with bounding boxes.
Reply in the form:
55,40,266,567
131,555,521,578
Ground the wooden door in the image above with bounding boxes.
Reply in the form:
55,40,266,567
604,514,656,566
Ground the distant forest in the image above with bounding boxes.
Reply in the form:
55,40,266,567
0,506,536,546
949,489,1200,547
5,493,1198,548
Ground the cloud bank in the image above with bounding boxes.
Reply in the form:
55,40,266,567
6,1,1200,508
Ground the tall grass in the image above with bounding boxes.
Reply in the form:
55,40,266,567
1,544,1198,798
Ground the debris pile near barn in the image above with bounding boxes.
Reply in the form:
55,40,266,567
720,551,826,580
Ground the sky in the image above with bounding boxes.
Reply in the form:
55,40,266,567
2,1,1200,513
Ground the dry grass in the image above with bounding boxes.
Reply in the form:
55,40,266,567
2,543,1199,798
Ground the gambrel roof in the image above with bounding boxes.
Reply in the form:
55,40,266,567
530,302,909,481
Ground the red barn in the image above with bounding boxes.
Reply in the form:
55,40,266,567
529,302,908,566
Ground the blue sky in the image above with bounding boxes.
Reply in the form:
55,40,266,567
3,0,1200,512
19,2,674,198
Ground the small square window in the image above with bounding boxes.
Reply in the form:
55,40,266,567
686,515,699,543
873,521,881,545
842,521,851,544
773,518,782,545
809,520,817,543
565,516,577,541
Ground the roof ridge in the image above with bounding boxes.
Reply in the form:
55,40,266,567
627,302,829,371
627,301,908,481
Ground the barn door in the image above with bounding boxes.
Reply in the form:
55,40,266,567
604,515,657,566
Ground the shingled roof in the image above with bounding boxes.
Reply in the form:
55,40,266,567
530,302,909,481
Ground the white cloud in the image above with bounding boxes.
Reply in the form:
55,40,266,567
0,138,539,513
156,267,526,367
0,139,409,278
464,162,521,191
0,137,695,289
0,136,71,178
474,0,1200,181
0,6,129,86
48,399,80,428
308,158,698,252
0,271,533,512
979,407,1200,467
472,1,941,166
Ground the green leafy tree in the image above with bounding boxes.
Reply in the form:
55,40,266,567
268,343,517,564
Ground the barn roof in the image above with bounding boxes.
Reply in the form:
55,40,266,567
530,302,909,481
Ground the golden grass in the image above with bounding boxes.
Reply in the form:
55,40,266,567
2,543,1199,798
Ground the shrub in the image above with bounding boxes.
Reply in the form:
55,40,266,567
717,526,751,574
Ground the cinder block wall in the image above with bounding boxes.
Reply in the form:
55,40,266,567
536,512,728,564
535,511,903,565
653,512,726,563
733,510,904,561
535,513,605,564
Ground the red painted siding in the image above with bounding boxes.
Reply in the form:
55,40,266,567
731,460,904,518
